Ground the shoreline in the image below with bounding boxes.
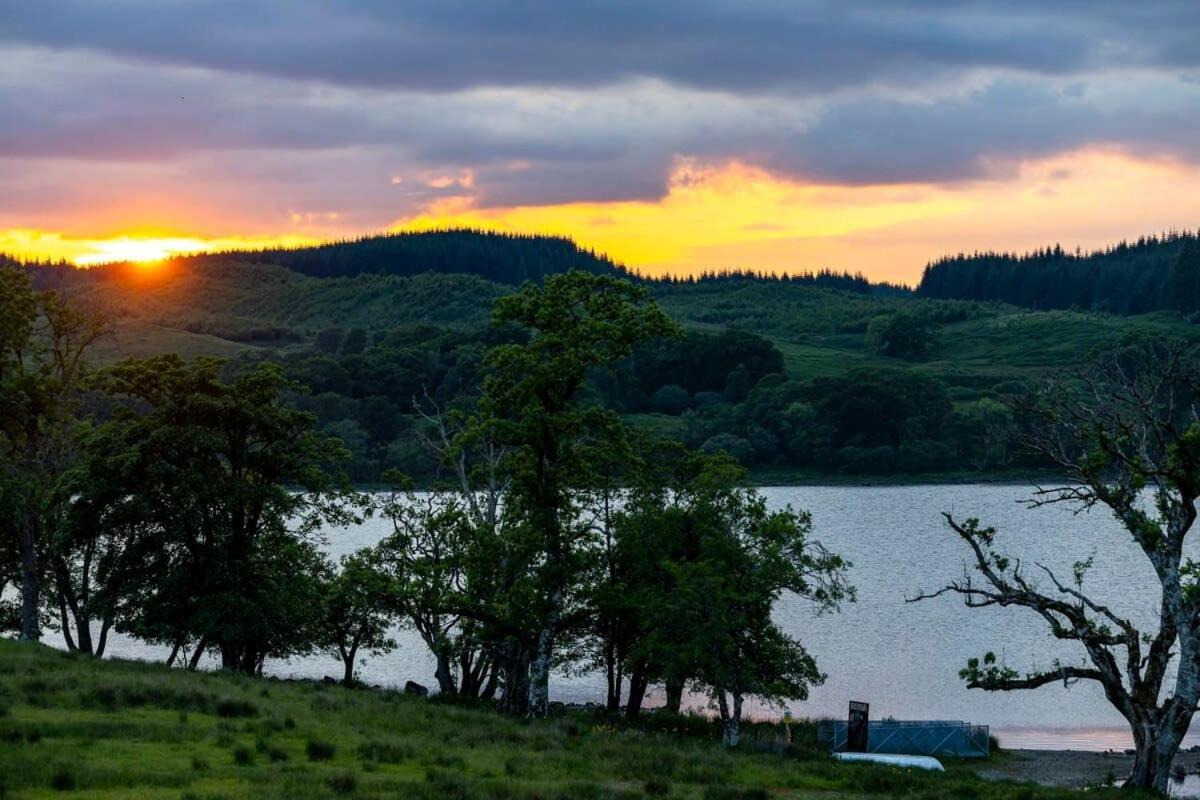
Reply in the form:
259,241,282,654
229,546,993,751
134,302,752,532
973,749,1200,790
352,471,1073,492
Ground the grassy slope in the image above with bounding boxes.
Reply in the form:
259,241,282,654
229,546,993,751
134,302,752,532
54,261,502,364
0,640,1118,800
58,260,1200,386
653,281,1199,388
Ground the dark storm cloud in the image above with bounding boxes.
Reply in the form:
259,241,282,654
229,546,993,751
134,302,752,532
0,1,1198,223
773,79,1200,185
1,1,1196,94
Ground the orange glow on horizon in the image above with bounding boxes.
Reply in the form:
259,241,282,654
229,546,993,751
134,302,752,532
392,150,1200,283
3,148,1199,284
0,230,322,267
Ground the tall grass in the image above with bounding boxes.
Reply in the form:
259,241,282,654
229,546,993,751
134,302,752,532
0,639,1127,799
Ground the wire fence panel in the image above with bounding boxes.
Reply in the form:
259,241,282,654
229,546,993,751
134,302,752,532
817,720,990,758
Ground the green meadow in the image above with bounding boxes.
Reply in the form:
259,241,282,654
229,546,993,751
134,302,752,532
0,639,1132,799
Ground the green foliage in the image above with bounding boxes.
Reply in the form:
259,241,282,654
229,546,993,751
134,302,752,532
0,639,1107,799
67,355,360,672
0,262,107,640
231,744,254,766
326,770,358,794
477,270,679,715
315,549,397,685
593,450,852,740
918,230,1200,314
960,652,1021,689
49,764,76,791
21,232,1200,482
305,739,336,761
865,312,939,360
1168,239,1200,315
650,383,692,414
186,228,627,284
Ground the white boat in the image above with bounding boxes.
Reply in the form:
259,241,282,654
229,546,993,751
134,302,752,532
833,752,945,771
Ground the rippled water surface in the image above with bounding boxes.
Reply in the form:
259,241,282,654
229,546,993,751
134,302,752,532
93,484,1198,751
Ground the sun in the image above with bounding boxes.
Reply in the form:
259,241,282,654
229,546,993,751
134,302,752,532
73,237,209,266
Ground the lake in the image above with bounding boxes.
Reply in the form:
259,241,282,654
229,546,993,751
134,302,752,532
93,483,1191,752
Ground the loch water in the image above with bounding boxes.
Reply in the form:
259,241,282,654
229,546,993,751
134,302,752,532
94,484,1192,752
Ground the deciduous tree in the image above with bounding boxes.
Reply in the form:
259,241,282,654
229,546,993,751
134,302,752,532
0,264,105,642
86,355,358,674
915,341,1200,793
318,549,396,685
480,271,677,716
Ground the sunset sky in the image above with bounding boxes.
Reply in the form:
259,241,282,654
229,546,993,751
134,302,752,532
2,2,1199,283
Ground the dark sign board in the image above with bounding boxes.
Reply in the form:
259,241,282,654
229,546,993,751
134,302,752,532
847,700,870,753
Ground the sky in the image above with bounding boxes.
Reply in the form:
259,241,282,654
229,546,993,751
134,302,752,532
2,1,1199,283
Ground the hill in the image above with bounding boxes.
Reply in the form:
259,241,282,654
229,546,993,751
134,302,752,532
15,230,1200,482
183,228,627,284
0,639,1096,799
916,229,1200,314
32,259,503,360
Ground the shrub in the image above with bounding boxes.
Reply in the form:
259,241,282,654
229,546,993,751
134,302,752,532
644,777,672,796
306,738,336,761
216,698,258,718
700,433,754,463
327,771,358,795
866,312,938,361
702,788,768,800
50,765,76,791
268,746,288,763
425,769,471,799
650,384,692,415
232,745,254,766
358,739,415,764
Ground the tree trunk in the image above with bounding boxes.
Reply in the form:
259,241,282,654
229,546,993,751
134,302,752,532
1125,709,1190,794
166,640,182,668
718,691,743,747
342,655,355,686
499,647,531,716
220,642,259,676
459,649,497,699
479,663,500,701
528,610,558,717
187,636,209,671
52,554,95,655
18,511,40,642
95,617,111,659
57,595,77,652
625,671,649,719
605,651,623,714
434,650,456,695
664,678,684,715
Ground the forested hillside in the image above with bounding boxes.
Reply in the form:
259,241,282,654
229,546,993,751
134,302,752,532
184,229,626,283
917,230,1200,314
11,230,1200,482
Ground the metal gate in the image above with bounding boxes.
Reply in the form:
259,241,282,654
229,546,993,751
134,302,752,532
818,720,990,758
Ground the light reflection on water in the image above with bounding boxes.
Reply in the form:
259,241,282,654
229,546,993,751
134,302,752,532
86,484,1200,752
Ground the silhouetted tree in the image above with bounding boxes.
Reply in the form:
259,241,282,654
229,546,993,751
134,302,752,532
915,341,1200,792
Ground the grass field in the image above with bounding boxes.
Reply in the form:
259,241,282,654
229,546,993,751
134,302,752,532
0,639,1135,799
52,259,1200,389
